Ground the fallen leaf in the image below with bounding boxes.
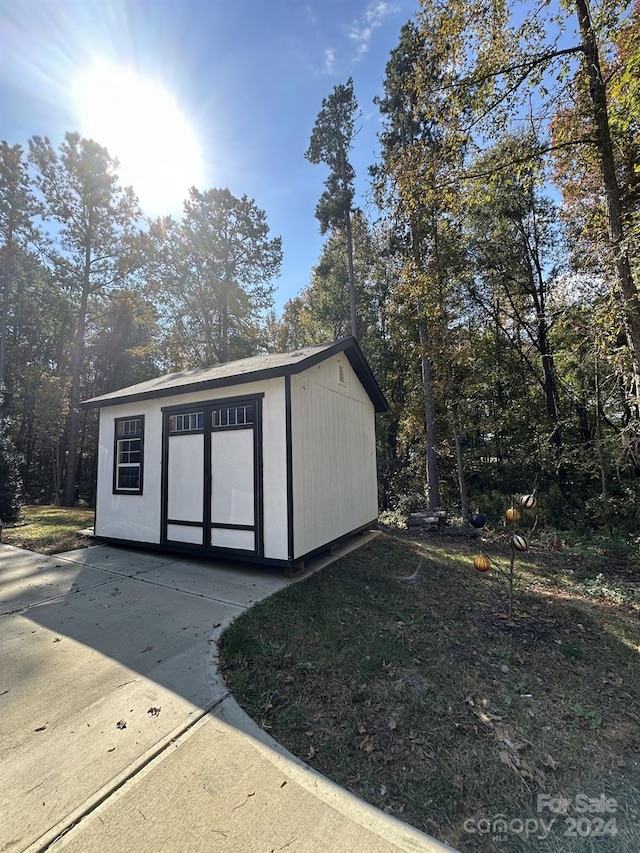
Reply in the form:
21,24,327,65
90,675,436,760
34,725,47,732
543,753,560,771
388,718,397,731
116,720,127,730
360,737,374,754
140,646,154,653
304,730,314,737
147,707,161,717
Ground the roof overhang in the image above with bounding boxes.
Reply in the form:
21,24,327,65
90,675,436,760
81,337,388,414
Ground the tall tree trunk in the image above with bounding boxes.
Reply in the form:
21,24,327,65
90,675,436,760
594,350,612,531
221,294,229,363
0,220,13,390
344,210,358,340
63,229,91,507
538,318,568,494
447,362,469,518
575,0,640,394
63,283,89,506
419,320,440,510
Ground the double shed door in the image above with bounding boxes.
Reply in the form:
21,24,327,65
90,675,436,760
161,395,262,555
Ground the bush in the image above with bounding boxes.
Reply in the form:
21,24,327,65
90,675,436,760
0,425,23,522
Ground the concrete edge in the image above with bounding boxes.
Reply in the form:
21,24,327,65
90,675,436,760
209,527,459,853
19,529,458,853
212,695,458,853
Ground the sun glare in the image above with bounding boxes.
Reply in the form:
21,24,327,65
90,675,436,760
73,62,205,214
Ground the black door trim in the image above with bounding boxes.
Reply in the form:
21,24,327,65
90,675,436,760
161,393,264,556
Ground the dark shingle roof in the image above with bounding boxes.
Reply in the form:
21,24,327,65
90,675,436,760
81,337,388,413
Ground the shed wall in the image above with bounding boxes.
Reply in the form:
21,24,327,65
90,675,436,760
95,377,288,560
291,354,378,558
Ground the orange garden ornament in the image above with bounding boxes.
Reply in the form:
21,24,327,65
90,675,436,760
505,506,522,523
473,554,491,572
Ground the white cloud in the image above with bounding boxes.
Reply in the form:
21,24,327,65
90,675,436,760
324,47,336,75
349,1,399,59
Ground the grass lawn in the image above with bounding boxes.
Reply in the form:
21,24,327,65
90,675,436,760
1,505,94,554
219,530,640,852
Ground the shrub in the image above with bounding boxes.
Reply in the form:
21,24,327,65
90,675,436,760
0,425,23,523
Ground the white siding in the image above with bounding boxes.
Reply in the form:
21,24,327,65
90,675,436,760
210,430,254,526
166,524,203,545
94,377,288,559
96,401,163,543
167,434,204,522
291,355,378,558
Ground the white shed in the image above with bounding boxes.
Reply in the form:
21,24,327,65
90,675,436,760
81,337,388,569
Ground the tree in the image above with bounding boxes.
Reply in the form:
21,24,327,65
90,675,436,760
0,424,22,522
1,143,36,388
278,212,379,346
87,290,161,392
464,134,569,492
552,2,640,404
413,0,640,398
3,247,74,502
29,132,141,505
147,187,281,368
306,78,360,340
0,142,36,519
373,21,469,511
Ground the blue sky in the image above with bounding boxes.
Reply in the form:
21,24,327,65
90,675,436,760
0,0,419,312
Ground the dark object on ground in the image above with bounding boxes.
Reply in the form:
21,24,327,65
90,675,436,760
469,512,486,529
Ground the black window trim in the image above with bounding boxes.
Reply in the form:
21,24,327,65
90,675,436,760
113,415,145,495
167,411,205,434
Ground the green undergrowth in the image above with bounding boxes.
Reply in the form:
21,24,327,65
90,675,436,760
219,532,640,852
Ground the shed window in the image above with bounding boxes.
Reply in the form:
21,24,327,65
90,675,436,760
213,404,254,428
169,412,204,432
114,416,144,494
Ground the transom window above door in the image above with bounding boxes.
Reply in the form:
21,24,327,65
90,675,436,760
169,411,204,432
213,404,255,428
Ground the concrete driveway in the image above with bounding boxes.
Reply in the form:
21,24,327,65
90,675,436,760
0,539,455,853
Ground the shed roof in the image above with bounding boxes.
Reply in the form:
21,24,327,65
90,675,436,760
81,337,388,413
